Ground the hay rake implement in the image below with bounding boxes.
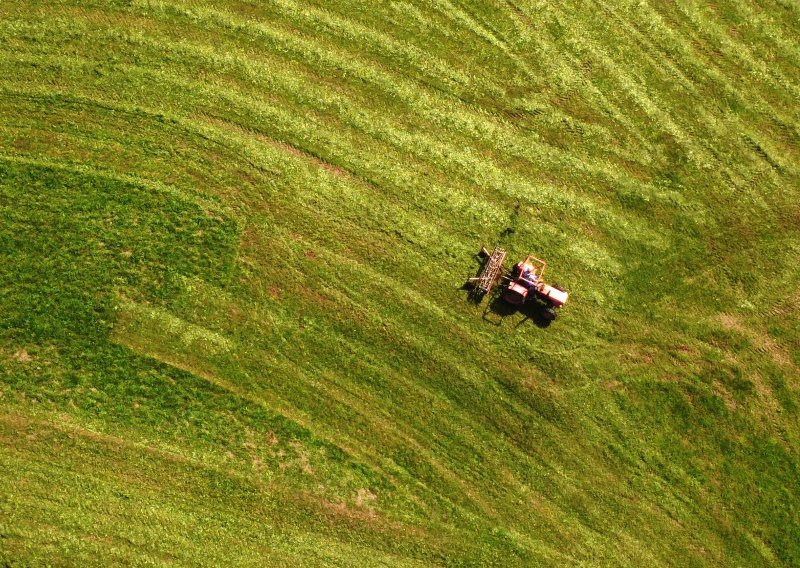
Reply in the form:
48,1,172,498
469,246,507,295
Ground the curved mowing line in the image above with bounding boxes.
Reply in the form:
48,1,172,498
0,88,266,174
112,308,412,493
75,0,662,179
2,47,671,249
0,152,236,221
122,3,648,171
0,84,509,242
3,5,675,210
260,0,475,89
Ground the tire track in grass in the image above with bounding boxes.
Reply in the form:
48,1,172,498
673,0,800,103
546,2,720,172
580,0,797,187
428,0,539,87
586,1,732,134
634,2,800,162
639,0,800,123
708,0,800,86
607,0,800,170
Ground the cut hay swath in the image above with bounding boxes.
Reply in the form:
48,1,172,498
0,0,798,566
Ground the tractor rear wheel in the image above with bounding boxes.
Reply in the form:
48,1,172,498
541,306,557,321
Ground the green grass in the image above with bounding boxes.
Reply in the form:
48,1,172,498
0,0,798,565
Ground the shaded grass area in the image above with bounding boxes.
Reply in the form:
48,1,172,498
0,0,798,565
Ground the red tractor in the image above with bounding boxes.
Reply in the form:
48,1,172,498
470,247,569,320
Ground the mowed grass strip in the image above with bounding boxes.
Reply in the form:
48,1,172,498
0,0,798,565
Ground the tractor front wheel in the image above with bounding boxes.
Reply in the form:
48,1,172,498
541,306,557,321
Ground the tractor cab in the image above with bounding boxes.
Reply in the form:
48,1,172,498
502,256,544,305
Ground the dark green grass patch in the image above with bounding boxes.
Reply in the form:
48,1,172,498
0,159,238,337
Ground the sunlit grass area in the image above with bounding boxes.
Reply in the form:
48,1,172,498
1,0,798,565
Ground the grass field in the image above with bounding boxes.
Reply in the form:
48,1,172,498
0,0,798,565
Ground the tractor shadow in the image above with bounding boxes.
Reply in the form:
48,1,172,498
462,249,494,304
460,280,485,305
480,292,552,329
